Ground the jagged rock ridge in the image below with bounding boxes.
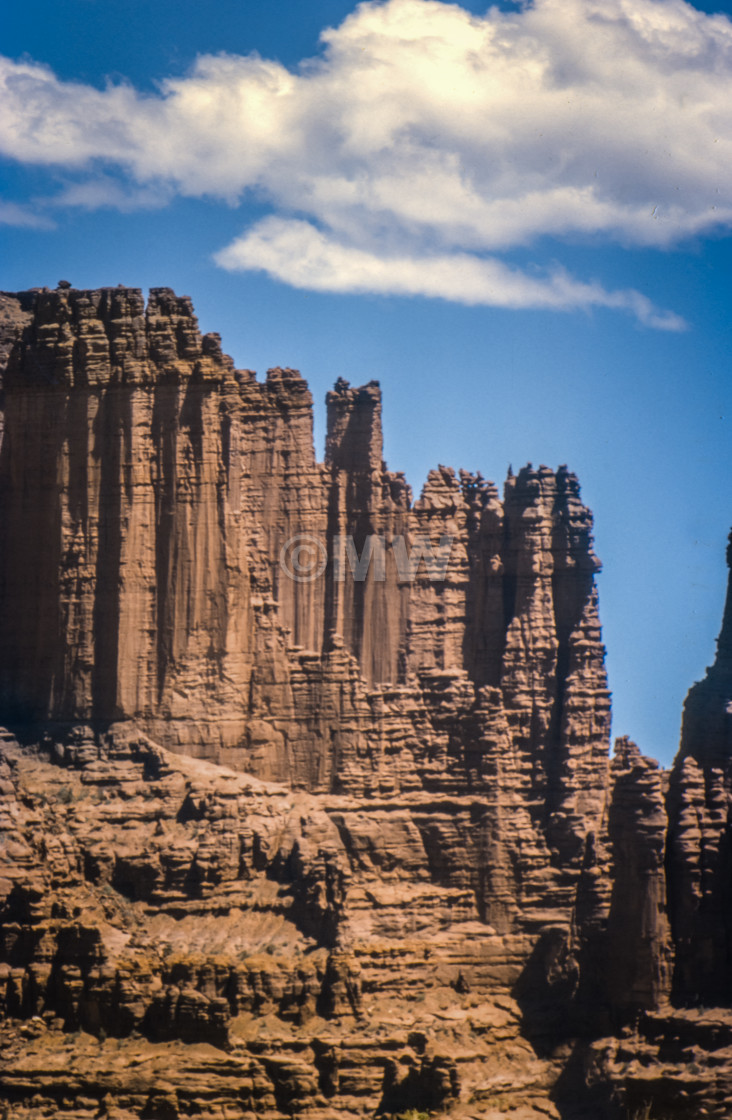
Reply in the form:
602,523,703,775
0,285,730,1120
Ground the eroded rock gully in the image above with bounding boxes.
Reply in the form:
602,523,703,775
0,285,731,1120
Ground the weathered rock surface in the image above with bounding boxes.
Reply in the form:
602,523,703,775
665,530,732,1011
0,725,563,1119
0,290,35,453
0,287,608,782
0,285,730,1119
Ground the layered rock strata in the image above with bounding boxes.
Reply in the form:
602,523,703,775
0,285,730,1120
0,725,562,1120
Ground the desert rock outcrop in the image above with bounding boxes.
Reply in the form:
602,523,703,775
0,286,730,1119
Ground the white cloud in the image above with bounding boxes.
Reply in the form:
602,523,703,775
52,176,172,212
2,0,731,321
215,216,686,328
0,200,54,229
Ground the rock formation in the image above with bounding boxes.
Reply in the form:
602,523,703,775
0,285,730,1120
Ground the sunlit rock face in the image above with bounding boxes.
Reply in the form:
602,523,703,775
0,285,729,1120
0,286,610,804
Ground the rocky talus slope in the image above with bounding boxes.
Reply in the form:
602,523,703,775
0,285,731,1120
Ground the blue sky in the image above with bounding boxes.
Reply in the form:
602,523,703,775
2,0,732,764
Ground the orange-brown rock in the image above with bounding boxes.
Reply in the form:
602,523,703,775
0,285,730,1120
0,288,609,791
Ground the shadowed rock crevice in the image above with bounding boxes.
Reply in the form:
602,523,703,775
91,389,124,722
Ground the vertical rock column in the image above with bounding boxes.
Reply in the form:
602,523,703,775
604,738,672,1021
0,287,260,749
500,467,562,806
0,292,35,457
324,379,411,685
667,531,732,1005
546,467,611,858
142,290,251,749
232,366,328,656
0,286,159,722
404,468,505,683
460,471,506,688
406,466,472,675
498,467,610,842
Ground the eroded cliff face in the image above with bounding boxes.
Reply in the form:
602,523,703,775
0,287,611,811
0,285,729,1120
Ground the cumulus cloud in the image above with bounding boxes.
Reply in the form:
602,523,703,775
2,0,731,322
